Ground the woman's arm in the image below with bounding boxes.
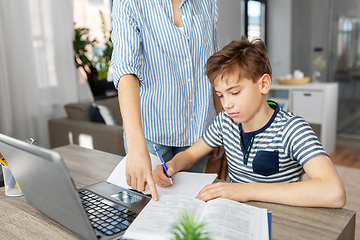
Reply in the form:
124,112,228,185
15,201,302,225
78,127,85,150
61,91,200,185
118,74,158,201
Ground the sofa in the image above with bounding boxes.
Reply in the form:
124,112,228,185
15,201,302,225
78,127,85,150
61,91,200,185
48,96,126,156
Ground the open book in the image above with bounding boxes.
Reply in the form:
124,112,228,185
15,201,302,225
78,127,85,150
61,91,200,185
123,195,270,240
106,154,217,198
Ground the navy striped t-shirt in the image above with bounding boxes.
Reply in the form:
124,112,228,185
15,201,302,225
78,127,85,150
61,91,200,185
202,101,328,183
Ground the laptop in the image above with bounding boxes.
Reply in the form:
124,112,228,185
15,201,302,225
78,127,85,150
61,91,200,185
0,133,151,240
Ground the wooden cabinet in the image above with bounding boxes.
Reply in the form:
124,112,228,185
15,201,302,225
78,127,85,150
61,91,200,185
268,82,339,153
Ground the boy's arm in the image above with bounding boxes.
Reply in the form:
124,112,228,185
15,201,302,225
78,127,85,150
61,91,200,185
153,138,214,187
196,155,346,208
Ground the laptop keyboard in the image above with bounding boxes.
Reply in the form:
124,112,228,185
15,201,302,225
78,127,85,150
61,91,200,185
79,189,138,237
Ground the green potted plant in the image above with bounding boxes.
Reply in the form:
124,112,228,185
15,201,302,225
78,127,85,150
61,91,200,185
73,10,113,96
73,27,96,75
94,10,113,81
172,212,210,240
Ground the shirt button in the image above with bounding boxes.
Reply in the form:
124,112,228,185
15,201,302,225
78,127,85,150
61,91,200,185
186,36,190,40
188,79,191,82
182,15,185,20
186,58,190,62
189,99,193,103
190,118,193,121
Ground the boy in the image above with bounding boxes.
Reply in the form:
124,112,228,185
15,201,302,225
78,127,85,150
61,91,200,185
153,38,346,208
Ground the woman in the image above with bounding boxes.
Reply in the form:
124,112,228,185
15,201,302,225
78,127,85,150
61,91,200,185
111,0,223,201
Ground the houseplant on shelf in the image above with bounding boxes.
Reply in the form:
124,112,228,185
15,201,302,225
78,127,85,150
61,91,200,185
73,10,113,97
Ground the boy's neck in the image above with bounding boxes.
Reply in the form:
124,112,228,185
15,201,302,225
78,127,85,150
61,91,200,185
241,102,275,133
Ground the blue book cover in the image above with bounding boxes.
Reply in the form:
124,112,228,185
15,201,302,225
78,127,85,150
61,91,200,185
268,211,272,240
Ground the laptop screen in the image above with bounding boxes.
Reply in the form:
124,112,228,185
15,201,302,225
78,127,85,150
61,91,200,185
0,133,98,240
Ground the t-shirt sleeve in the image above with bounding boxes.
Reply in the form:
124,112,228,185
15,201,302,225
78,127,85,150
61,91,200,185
202,111,224,148
282,116,328,166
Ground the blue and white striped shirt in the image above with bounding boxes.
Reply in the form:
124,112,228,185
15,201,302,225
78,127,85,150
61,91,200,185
202,102,328,183
111,0,219,146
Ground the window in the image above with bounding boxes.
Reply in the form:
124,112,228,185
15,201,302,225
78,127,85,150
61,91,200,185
73,0,112,75
244,0,267,42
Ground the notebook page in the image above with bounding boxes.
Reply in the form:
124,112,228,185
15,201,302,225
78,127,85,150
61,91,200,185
106,154,217,198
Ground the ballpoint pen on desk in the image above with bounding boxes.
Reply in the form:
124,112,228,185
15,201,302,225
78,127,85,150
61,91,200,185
0,152,7,166
153,144,173,185
0,158,7,167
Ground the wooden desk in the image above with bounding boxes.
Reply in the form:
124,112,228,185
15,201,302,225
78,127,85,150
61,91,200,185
0,145,356,240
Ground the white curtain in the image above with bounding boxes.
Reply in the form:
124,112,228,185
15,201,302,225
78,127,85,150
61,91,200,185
0,0,89,148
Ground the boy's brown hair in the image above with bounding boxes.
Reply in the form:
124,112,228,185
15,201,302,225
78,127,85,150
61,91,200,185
205,37,272,85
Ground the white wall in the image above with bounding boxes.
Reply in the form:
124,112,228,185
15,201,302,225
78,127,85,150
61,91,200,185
291,0,330,81
217,0,243,49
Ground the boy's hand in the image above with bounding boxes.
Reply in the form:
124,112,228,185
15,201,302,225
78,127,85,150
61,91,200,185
153,163,176,188
196,182,250,202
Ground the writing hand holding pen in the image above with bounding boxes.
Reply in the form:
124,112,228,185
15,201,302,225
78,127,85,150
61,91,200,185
153,145,175,187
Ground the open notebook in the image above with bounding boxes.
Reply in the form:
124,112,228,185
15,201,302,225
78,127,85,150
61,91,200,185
106,153,218,198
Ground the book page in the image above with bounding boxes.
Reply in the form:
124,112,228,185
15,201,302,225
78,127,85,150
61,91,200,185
200,198,269,240
123,195,206,240
106,154,217,198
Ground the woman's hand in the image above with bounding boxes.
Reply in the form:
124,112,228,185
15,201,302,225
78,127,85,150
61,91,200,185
126,151,159,201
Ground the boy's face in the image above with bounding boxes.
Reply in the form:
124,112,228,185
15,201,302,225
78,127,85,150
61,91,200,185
214,71,266,125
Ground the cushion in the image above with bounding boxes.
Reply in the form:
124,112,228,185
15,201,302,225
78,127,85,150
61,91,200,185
89,103,119,126
64,102,92,121
95,97,122,124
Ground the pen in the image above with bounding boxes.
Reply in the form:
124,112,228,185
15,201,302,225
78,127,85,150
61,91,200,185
0,158,8,167
0,152,7,166
153,144,173,185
